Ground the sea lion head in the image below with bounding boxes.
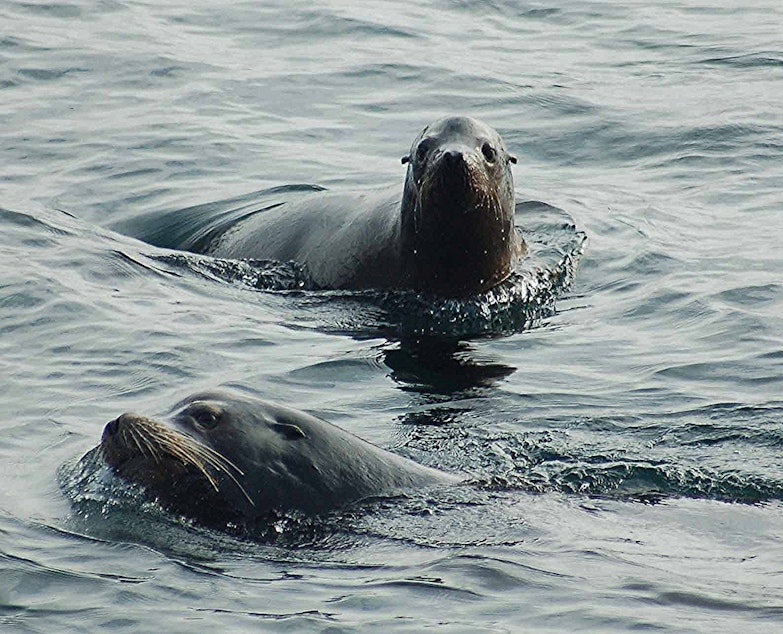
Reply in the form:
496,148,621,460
98,390,451,532
99,390,335,531
400,115,523,296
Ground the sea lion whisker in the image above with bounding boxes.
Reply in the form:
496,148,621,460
154,435,222,492
145,425,191,462
138,432,163,464
180,437,246,476
159,435,209,467
165,439,206,468
139,424,216,484
490,190,502,214
193,443,241,470
183,443,256,507
140,423,255,507
189,457,222,493
133,421,167,462
127,426,153,460
187,450,256,507
154,428,243,477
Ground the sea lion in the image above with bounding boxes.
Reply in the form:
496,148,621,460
95,390,456,532
128,116,524,297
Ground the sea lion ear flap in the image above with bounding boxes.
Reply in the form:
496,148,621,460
271,423,307,440
401,155,411,165
509,154,518,164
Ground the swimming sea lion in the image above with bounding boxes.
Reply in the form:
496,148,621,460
96,390,456,532
142,116,523,297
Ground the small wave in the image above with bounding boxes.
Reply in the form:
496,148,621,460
523,460,783,504
153,253,314,292
414,407,783,505
466,446,783,505
699,52,783,69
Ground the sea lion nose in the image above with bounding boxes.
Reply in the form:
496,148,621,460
442,149,465,167
104,413,138,436
104,418,119,436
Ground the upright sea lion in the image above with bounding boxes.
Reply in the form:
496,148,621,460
95,390,456,532
128,116,524,297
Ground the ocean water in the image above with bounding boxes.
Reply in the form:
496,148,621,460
2,0,783,632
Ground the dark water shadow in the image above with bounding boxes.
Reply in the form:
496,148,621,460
382,337,516,397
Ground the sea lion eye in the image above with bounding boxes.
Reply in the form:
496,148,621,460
481,142,497,163
416,139,431,162
188,407,221,430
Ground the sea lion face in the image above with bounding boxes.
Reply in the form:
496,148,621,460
400,116,522,296
100,391,320,530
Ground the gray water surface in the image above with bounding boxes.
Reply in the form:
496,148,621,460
2,1,783,632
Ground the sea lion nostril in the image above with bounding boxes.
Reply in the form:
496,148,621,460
105,417,120,435
118,412,139,426
442,150,464,167
102,415,132,440
105,413,140,435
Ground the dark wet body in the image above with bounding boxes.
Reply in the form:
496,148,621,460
120,116,525,297
97,390,456,532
